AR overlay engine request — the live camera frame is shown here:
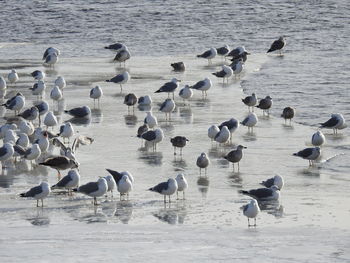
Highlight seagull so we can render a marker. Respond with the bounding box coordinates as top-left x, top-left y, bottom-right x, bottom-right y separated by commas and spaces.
260, 175, 284, 190
311, 131, 326, 146
117, 174, 133, 200
106, 71, 130, 92
0, 143, 14, 169
137, 124, 149, 140
240, 113, 258, 132
281, 107, 295, 124
16, 133, 30, 148
212, 65, 233, 83
43, 47, 60, 60
155, 78, 180, 99
293, 147, 321, 166
18, 106, 39, 122
31, 70, 46, 80
29, 80, 46, 98
144, 112, 158, 128
8, 69, 19, 84
0, 76, 7, 90
149, 178, 178, 203
58, 122, 74, 143
214, 126, 230, 144
124, 93, 138, 112
267, 37, 286, 55
196, 152, 210, 175
113, 46, 131, 65
179, 85, 193, 103
52, 169, 80, 195
320, 113, 346, 134
189, 77, 212, 97
197, 47, 217, 64
64, 106, 91, 118
230, 59, 244, 78
175, 173, 188, 199
3, 130, 17, 144
227, 46, 247, 59
239, 185, 280, 201
104, 42, 125, 50
20, 182, 51, 207
256, 96, 273, 116
23, 143, 41, 162
141, 128, 164, 151
54, 76, 66, 91
34, 131, 50, 153
216, 44, 230, 57
243, 199, 260, 227
208, 125, 220, 141
34, 100, 49, 127
170, 136, 189, 155
0, 123, 17, 139
40, 156, 79, 178
159, 98, 176, 120
106, 169, 135, 185
50, 86, 63, 107
104, 174, 117, 198
44, 52, 58, 67
171, 62, 185, 71
218, 118, 240, 134
44, 111, 58, 130
224, 145, 247, 172
230, 51, 250, 63
242, 93, 257, 112
90, 85, 103, 107
18, 120, 34, 135
138, 95, 152, 106
2, 92, 25, 115
75, 177, 108, 205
